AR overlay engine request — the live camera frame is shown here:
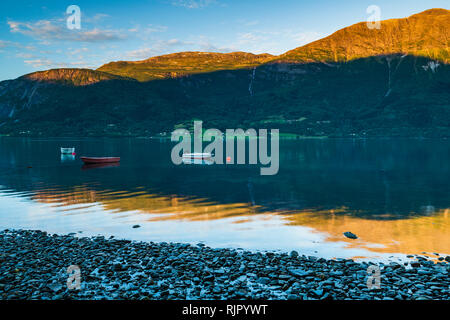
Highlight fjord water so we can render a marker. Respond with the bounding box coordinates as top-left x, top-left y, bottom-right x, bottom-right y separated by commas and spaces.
0, 137, 449, 262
